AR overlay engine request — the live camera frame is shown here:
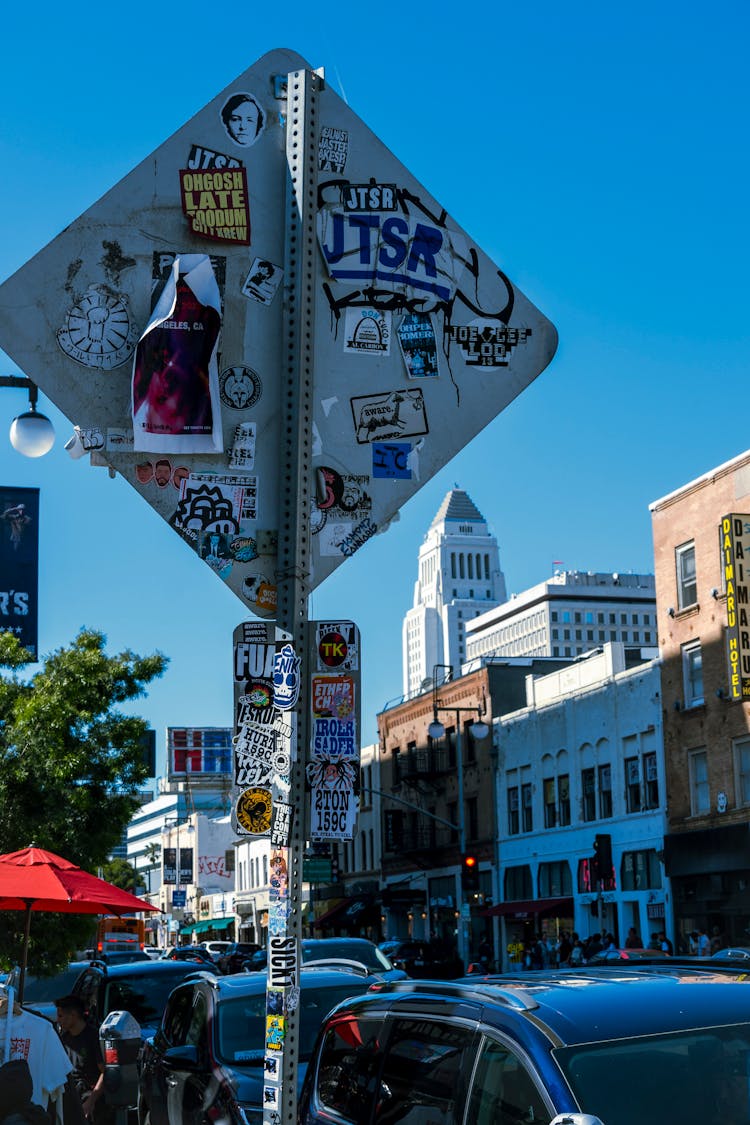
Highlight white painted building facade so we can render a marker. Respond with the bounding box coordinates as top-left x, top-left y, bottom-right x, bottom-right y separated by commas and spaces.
491, 644, 669, 968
